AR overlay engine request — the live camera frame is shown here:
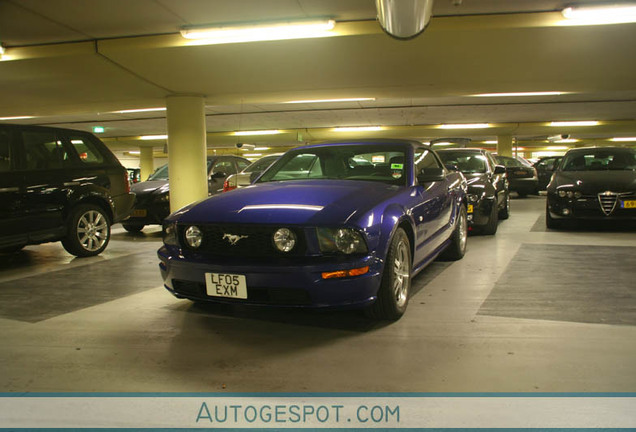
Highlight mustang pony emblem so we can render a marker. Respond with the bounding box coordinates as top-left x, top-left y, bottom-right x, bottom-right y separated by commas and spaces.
223, 233, 248, 245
